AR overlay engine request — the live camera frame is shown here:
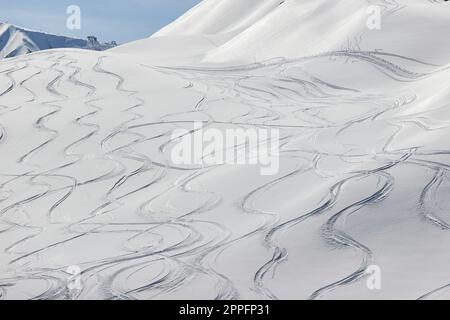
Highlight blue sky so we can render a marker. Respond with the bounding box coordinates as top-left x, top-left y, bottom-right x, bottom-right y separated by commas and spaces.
0, 0, 201, 43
